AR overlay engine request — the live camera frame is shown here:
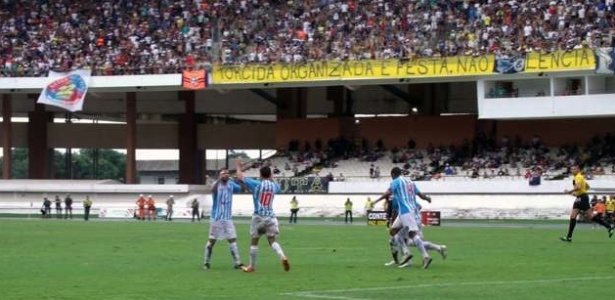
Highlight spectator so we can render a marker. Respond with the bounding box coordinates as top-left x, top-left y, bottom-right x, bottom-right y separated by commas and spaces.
524, 169, 532, 179
2, 0, 615, 78
374, 166, 381, 178
529, 168, 542, 186
338, 173, 346, 182
326, 172, 334, 182
444, 164, 454, 176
